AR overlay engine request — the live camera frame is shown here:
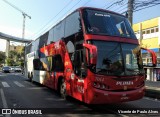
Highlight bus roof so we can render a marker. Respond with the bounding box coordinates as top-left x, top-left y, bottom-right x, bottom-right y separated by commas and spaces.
78, 7, 125, 17
27, 7, 126, 46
